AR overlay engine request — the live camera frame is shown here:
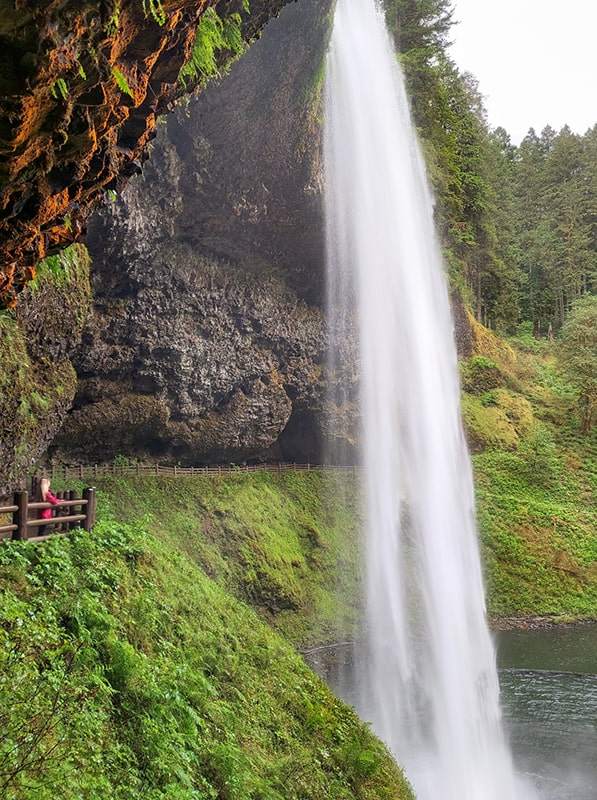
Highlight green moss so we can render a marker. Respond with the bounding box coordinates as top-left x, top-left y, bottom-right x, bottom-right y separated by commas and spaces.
460, 355, 504, 393
461, 389, 533, 452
